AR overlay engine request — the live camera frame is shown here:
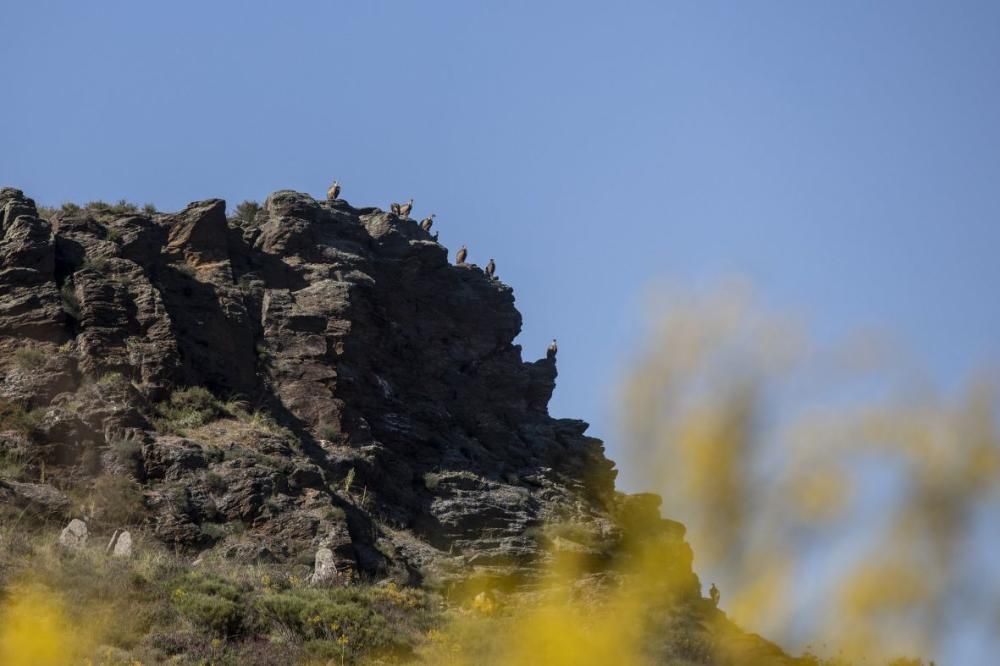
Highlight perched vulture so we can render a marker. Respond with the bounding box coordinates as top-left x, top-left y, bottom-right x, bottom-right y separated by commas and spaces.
399, 198, 414, 218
